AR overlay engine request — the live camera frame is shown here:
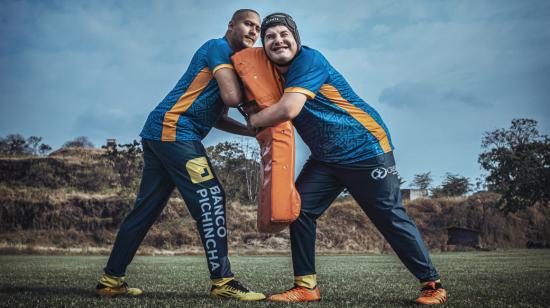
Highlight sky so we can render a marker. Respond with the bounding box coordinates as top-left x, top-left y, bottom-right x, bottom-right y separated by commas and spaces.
1, 0, 549, 187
